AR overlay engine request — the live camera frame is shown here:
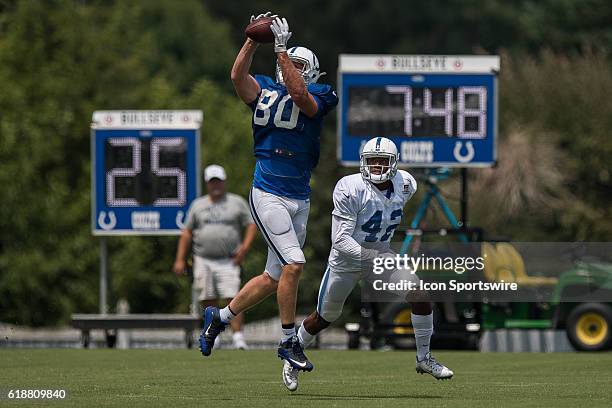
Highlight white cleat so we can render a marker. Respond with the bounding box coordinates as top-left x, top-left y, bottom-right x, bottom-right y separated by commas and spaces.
415, 352, 454, 380
233, 339, 248, 350
232, 332, 248, 350
282, 360, 299, 392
